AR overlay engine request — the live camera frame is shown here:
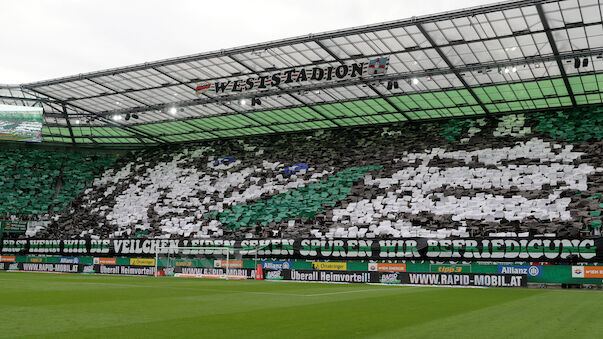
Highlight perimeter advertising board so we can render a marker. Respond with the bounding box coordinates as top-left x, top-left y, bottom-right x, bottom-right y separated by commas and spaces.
571, 266, 603, 278
278, 270, 527, 287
